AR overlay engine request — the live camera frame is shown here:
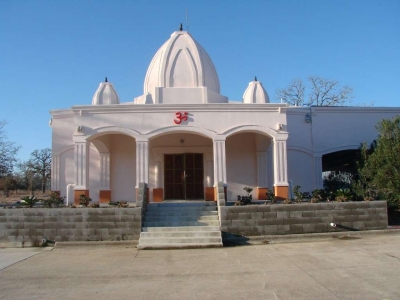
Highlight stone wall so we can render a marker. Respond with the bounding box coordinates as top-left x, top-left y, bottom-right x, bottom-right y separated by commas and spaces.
0, 208, 142, 247
220, 201, 388, 236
